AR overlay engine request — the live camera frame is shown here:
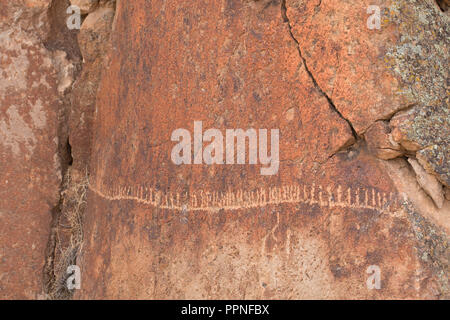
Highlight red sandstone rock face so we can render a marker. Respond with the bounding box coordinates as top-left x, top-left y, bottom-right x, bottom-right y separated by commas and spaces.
0, 1, 62, 299
0, 0, 447, 300
285, 0, 410, 134
69, 3, 115, 170
77, 0, 448, 299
